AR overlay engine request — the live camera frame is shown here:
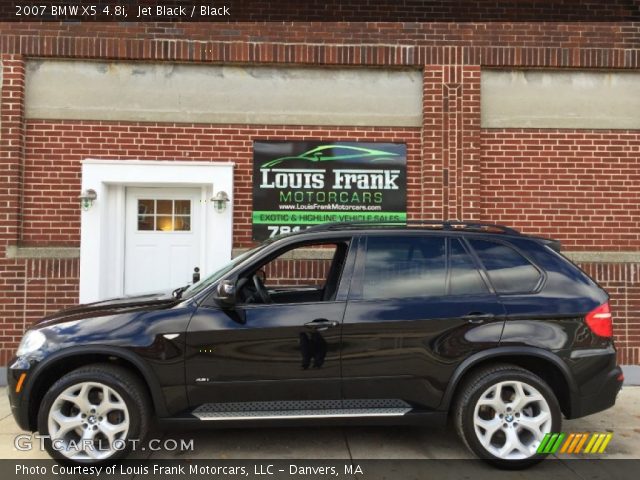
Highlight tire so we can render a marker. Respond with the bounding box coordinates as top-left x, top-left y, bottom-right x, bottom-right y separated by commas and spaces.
37, 363, 151, 465
453, 364, 561, 469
